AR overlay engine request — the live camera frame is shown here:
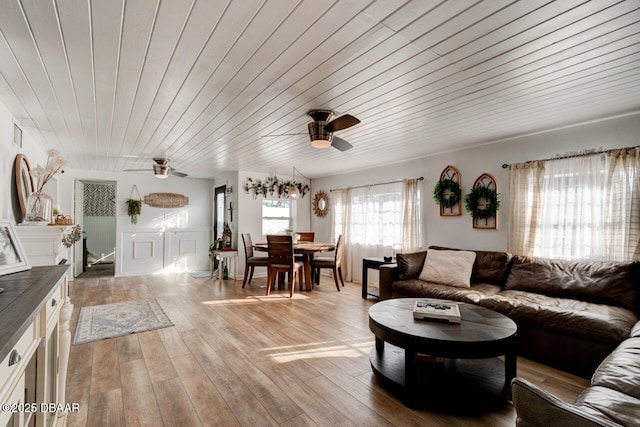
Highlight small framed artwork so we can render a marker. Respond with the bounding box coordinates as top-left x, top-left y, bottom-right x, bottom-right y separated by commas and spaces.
13, 122, 22, 148
0, 221, 31, 276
